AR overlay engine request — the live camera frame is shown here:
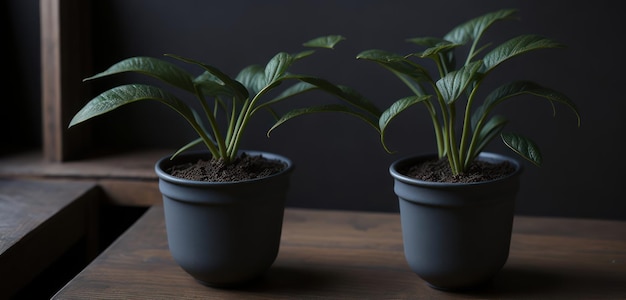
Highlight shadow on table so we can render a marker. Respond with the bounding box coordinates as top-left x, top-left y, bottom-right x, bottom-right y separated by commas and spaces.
455, 265, 626, 298
223, 265, 342, 295
224, 263, 626, 298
